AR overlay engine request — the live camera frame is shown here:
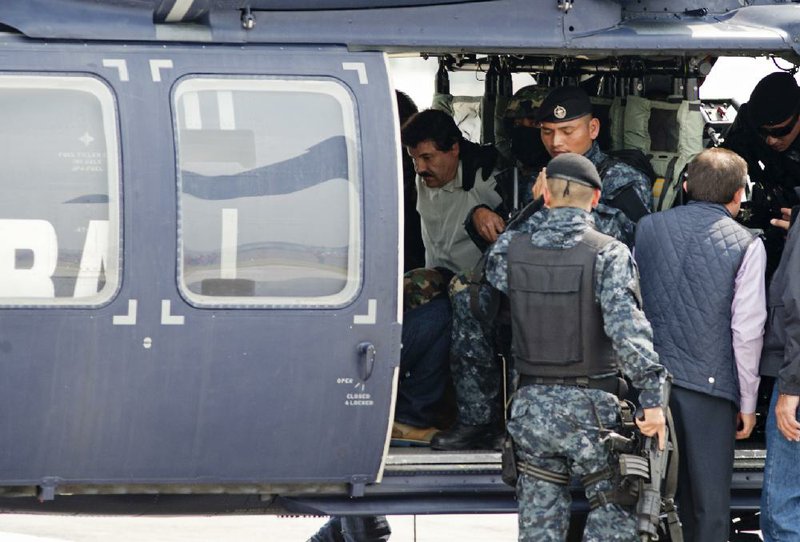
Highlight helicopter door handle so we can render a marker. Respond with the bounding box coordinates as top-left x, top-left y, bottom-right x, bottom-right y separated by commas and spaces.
357, 342, 376, 381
